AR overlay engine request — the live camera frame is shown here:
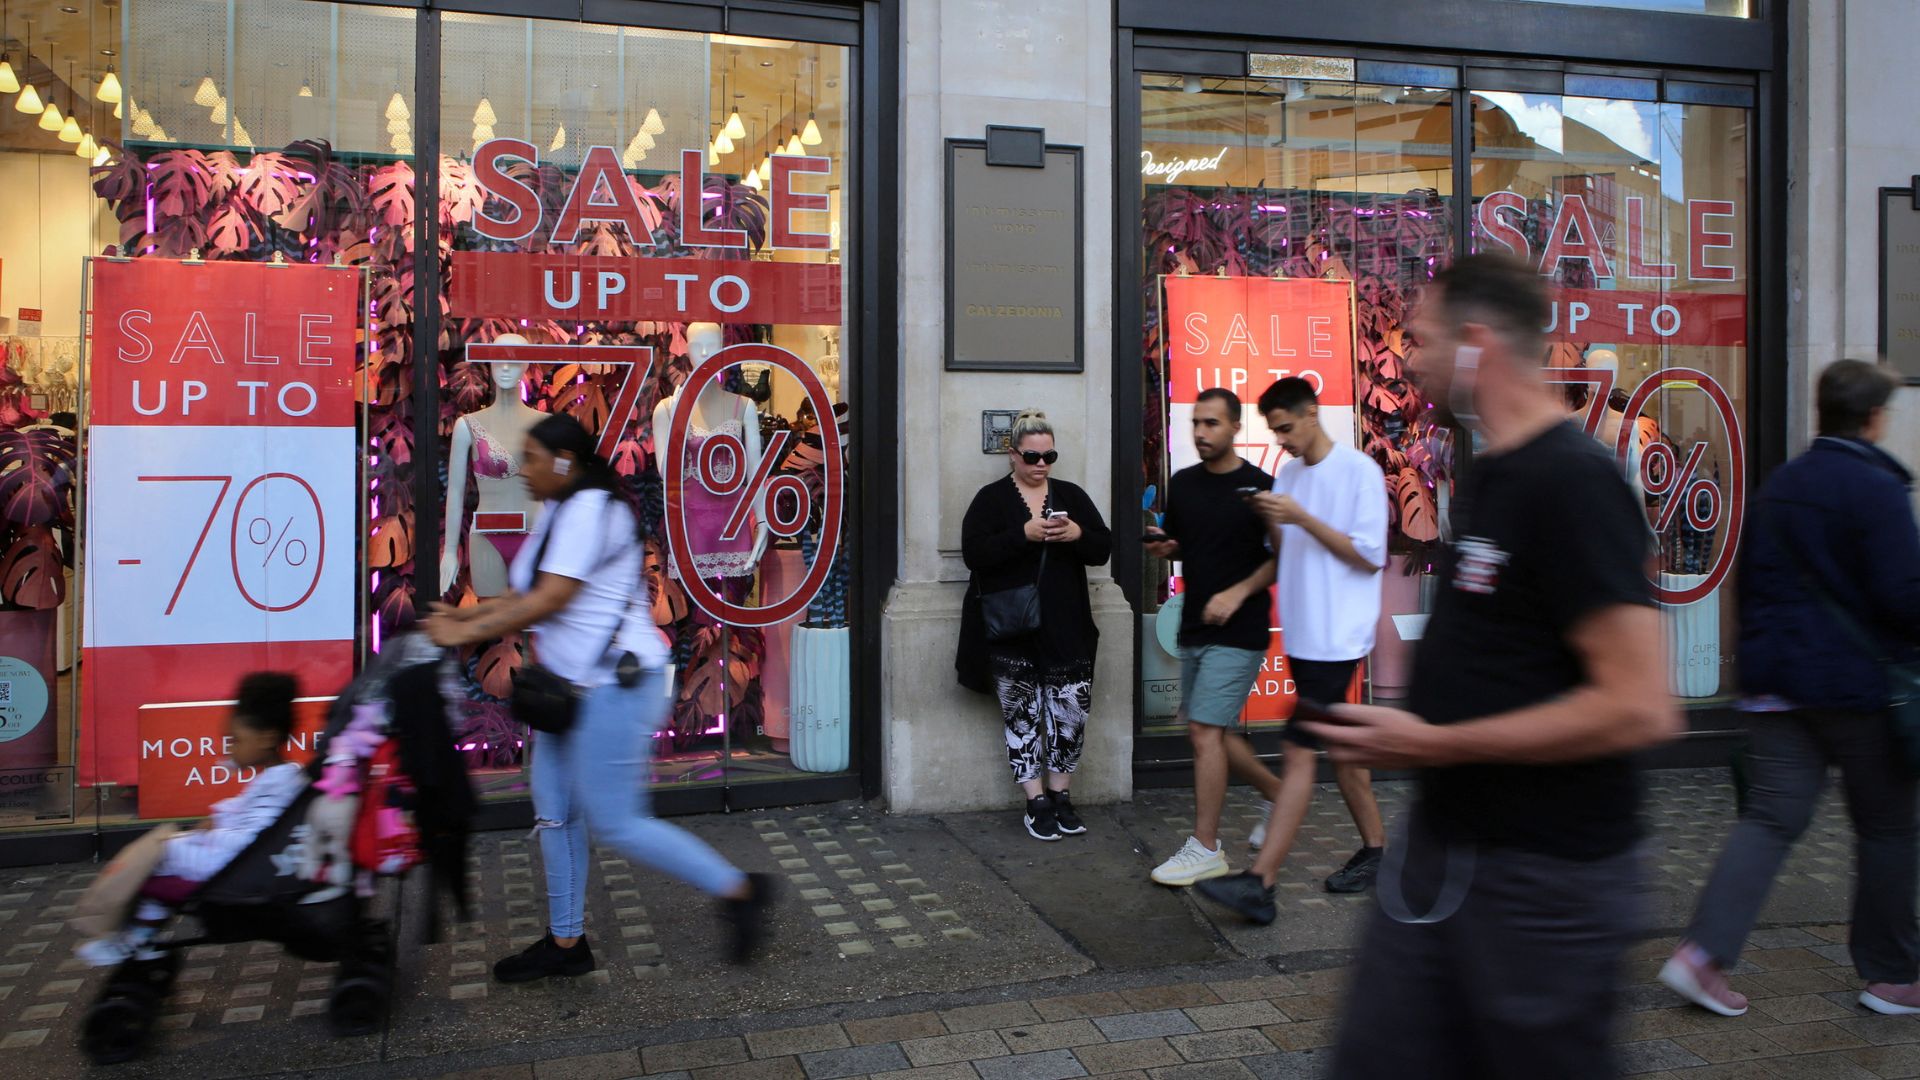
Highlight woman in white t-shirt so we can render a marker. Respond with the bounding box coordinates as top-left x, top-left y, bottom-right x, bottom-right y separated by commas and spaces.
425, 413, 773, 983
